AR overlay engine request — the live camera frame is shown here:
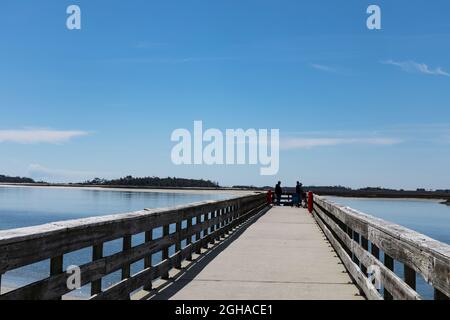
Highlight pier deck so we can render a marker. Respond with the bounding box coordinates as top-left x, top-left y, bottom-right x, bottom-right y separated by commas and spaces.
145, 206, 364, 300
